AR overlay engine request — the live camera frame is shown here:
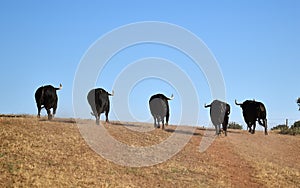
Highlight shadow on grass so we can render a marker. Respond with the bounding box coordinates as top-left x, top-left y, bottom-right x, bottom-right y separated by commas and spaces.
110, 121, 140, 127
39, 118, 76, 124
197, 127, 244, 135
164, 128, 203, 136
226, 130, 244, 134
